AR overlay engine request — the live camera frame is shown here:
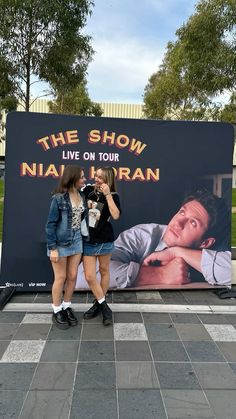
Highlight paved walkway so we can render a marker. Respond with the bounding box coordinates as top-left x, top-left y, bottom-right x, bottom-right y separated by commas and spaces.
1, 290, 236, 419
